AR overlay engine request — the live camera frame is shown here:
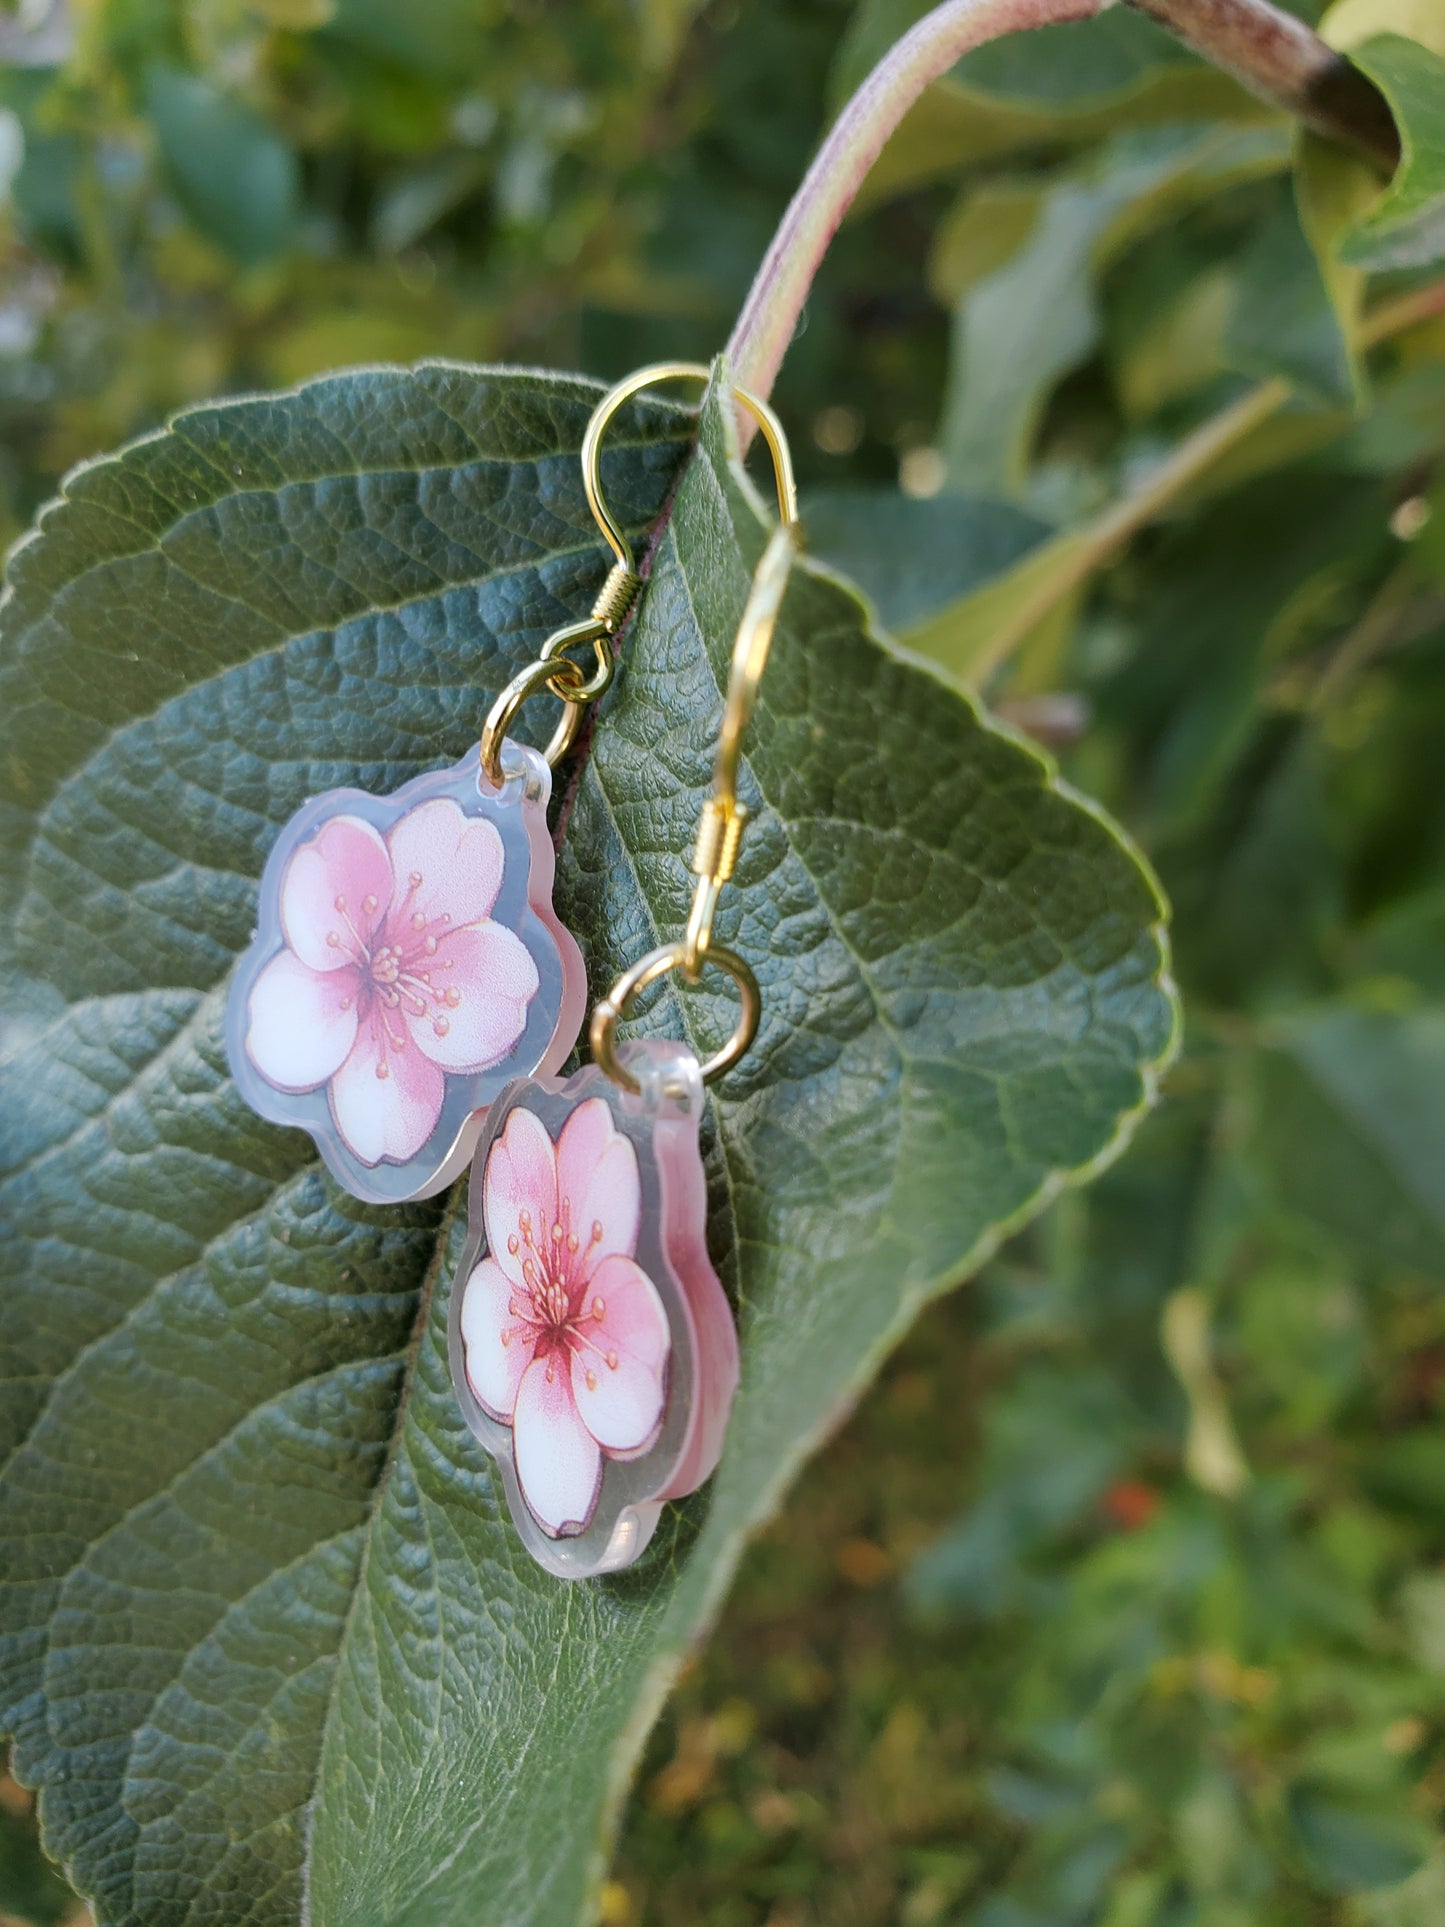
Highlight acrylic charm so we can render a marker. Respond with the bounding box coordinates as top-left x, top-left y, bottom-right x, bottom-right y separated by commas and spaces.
227, 742, 586, 1204
444, 367, 799, 1579
449, 1041, 738, 1579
